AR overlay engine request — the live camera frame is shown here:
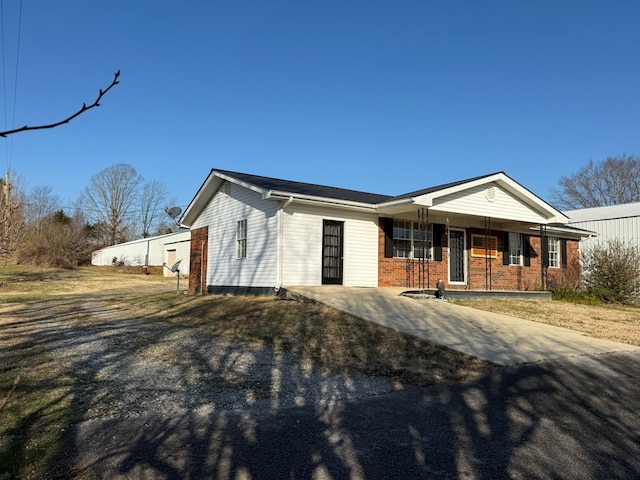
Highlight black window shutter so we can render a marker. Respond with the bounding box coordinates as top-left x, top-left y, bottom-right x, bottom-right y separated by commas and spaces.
561, 239, 568, 266
523, 235, 531, 267
433, 224, 444, 262
502, 232, 510, 265
382, 217, 394, 258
